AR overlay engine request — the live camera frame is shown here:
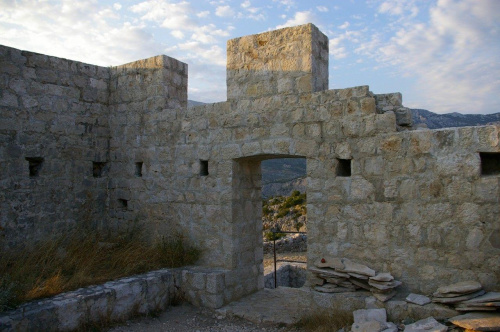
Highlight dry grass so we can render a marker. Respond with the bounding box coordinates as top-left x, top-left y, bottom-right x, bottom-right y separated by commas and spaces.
293, 307, 353, 332
0, 229, 200, 312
